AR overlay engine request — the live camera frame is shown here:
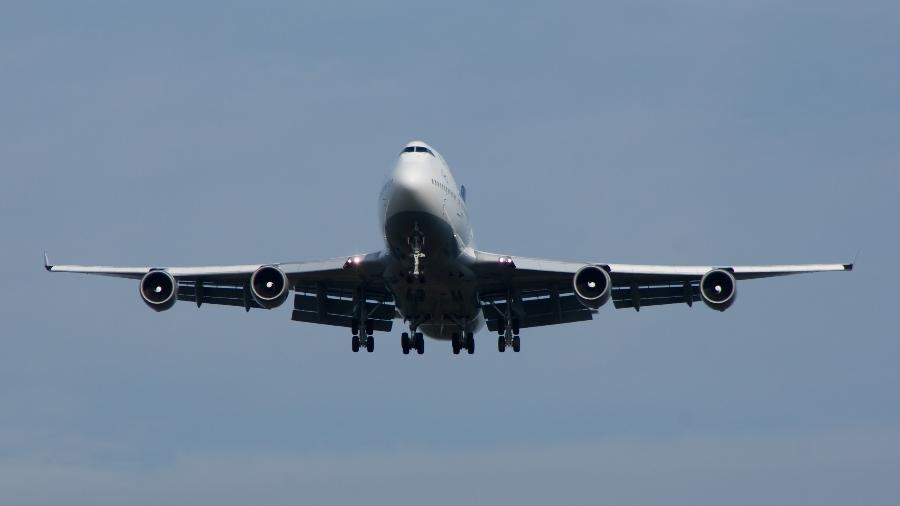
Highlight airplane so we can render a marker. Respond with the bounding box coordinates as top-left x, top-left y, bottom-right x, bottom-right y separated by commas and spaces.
45, 140, 853, 355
